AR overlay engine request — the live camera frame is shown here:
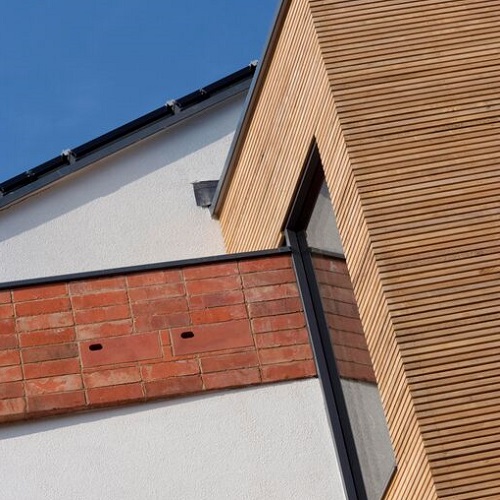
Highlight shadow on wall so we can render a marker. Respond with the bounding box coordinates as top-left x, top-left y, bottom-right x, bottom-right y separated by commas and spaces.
0, 96, 241, 242
0, 390, 219, 441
